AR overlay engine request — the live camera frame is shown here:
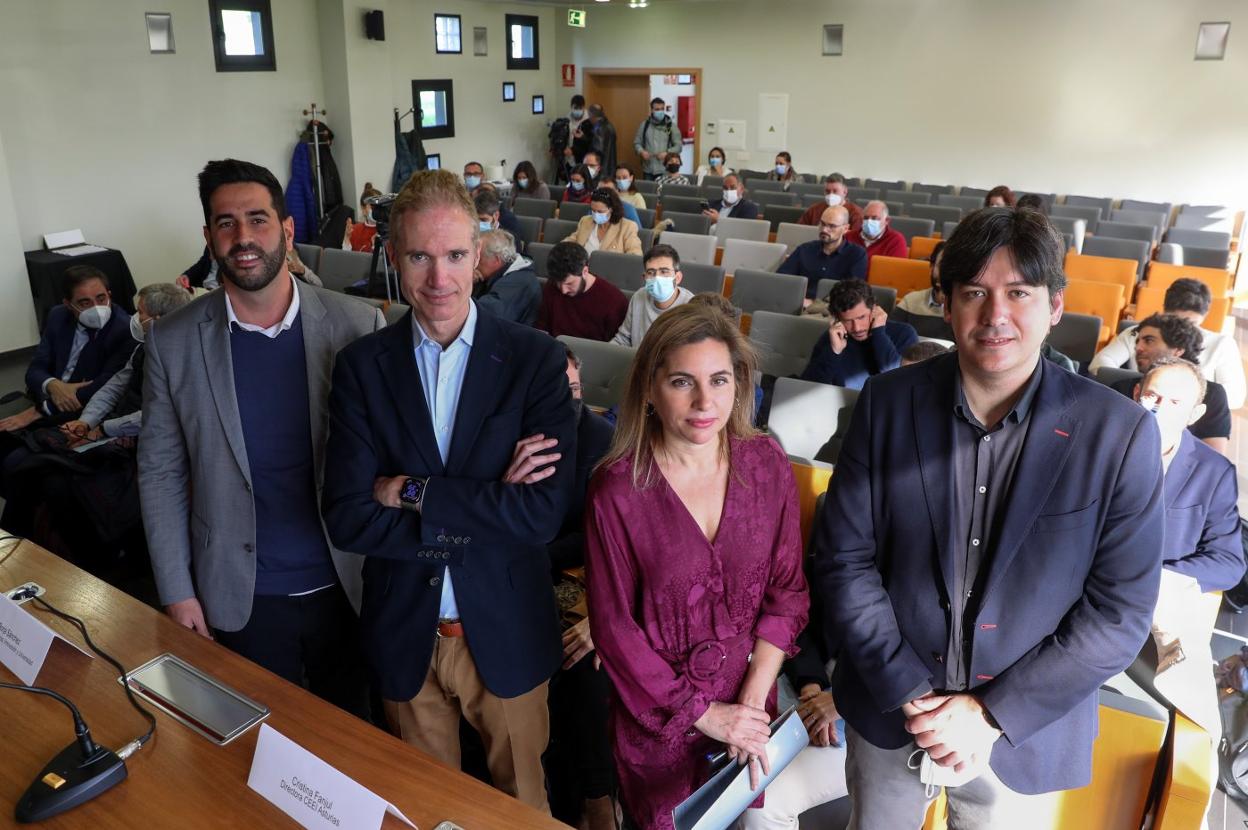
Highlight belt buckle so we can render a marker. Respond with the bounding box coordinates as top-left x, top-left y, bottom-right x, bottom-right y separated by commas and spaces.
686, 640, 729, 682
